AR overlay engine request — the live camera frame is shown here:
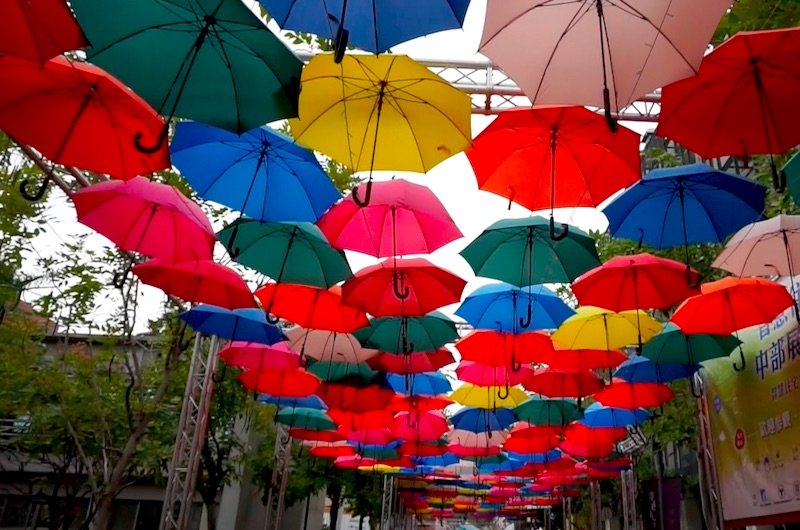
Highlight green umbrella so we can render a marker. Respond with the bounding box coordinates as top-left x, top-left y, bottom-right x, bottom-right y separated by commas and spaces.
217, 220, 352, 288
513, 396, 582, 426
358, 446, 399, 460
459, 217, 600, 287
307, 360, 377, 382
354, 312, 458, 354
785, 151, 800, 205
275, 407, 335, 431
642, 323, 741, 365
72, 0, 302, 149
